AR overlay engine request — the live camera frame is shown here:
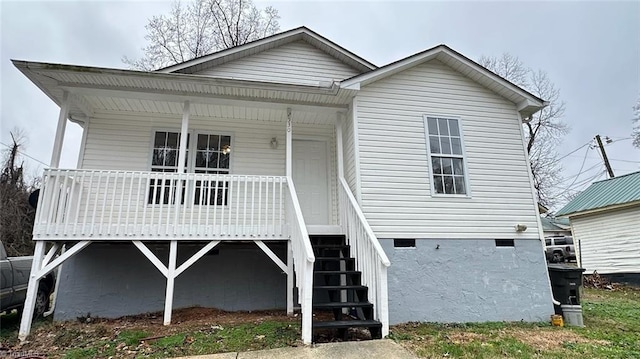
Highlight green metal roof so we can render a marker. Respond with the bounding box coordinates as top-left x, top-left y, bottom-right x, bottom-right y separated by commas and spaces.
540, 216, 571, 231
556, 170, 640, 216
